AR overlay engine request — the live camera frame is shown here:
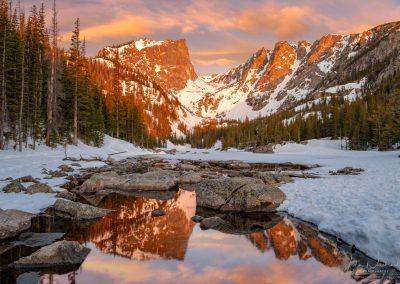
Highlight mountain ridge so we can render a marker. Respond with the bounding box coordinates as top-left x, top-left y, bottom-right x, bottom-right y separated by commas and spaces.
94, 21, 400, 136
